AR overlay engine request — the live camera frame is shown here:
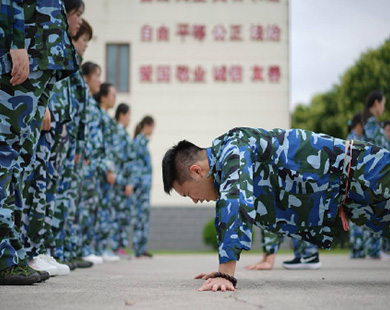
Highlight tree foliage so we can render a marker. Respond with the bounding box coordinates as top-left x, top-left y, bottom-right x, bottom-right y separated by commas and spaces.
292, 38, 390, 138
